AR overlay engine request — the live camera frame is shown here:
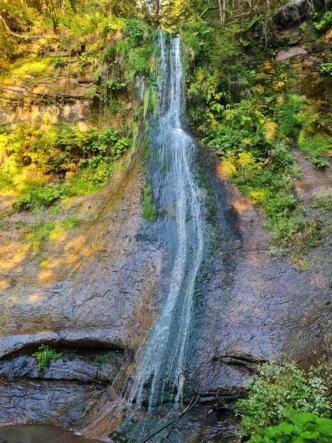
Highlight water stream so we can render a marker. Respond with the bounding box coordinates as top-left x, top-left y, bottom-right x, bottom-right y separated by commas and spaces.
128, 32, 204, 411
